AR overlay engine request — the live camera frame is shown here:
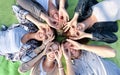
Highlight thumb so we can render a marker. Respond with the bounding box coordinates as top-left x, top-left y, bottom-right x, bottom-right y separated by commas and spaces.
53, 13, 59, 20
